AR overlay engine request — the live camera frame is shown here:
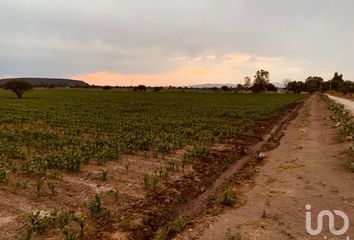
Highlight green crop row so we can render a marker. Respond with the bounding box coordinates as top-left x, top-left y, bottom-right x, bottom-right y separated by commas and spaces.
0, 89, 307, 181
